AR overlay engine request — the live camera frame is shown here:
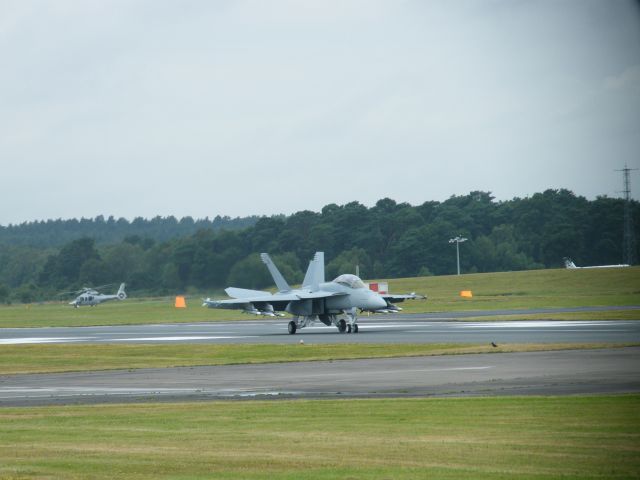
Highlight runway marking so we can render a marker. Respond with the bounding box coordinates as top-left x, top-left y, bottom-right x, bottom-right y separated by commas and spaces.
0, 387, 198, 393
301, 366, 492, 378
0, 337, 87, 345
454, 321, 625, 328
389, 366, 493, 373
106, 335, 259, 342
85, 330, 239, 336
0, 386, 301, 400
405, 329, 629, 333
0, 387, 206, 399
